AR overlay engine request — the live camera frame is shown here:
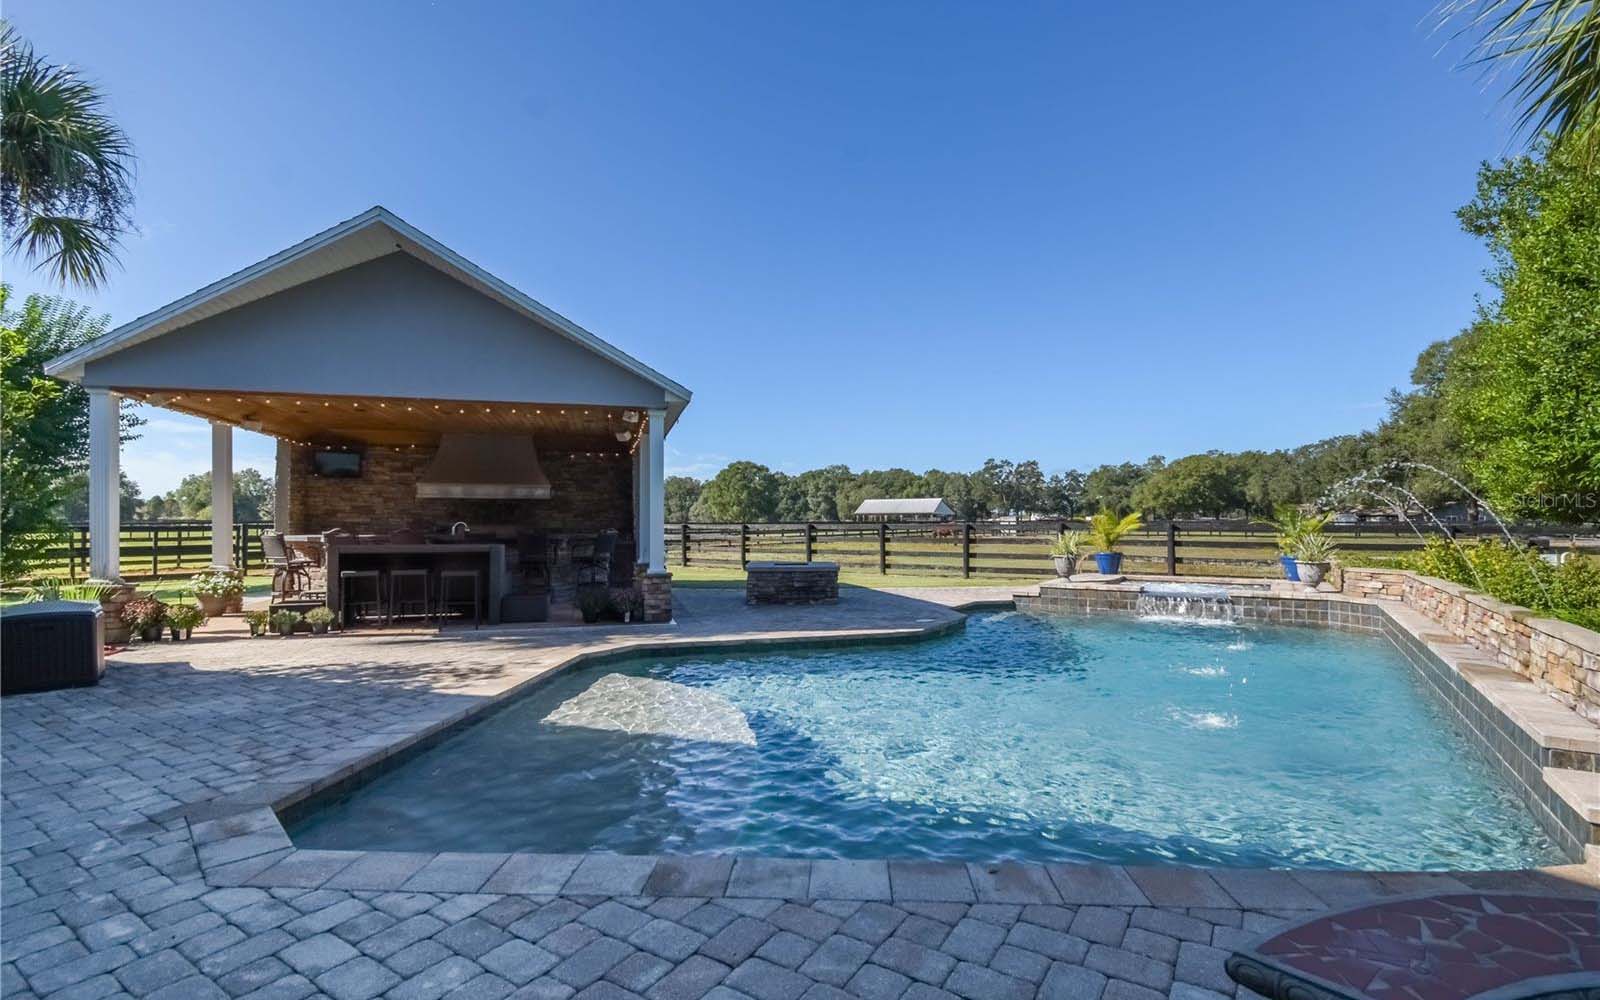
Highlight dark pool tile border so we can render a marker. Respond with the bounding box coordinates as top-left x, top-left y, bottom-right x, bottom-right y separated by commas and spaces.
1017, 589, 1599, 862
